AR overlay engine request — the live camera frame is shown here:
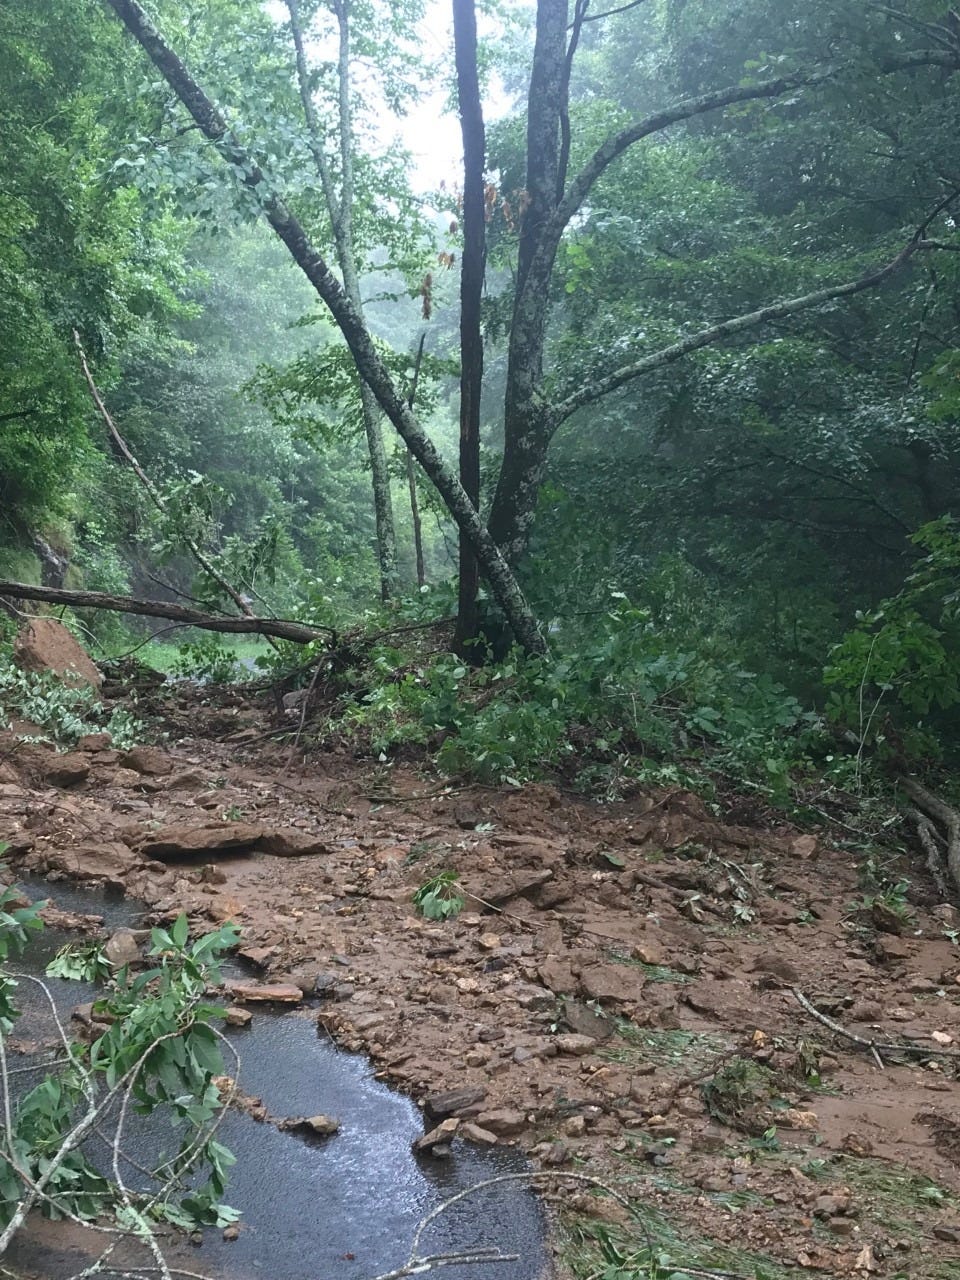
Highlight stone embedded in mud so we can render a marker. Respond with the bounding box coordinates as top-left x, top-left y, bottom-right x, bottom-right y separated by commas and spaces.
555, 1033, 597, 1056
752, 952, 802, 986
225, 980, 303, 1004
476, 1108, 526, 1136
561, 998, 615, 1041
41, 840, 140, 887
468, 867, 554, 908
120, 746, 173, 776
538, 958, 578, 995
259, 828, 334, 857
44, 753, 91, 788
423, 1085, 487, 1121
139, 821, 263, 859
580, 962, 645, 1005
13, 617, 102, 690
